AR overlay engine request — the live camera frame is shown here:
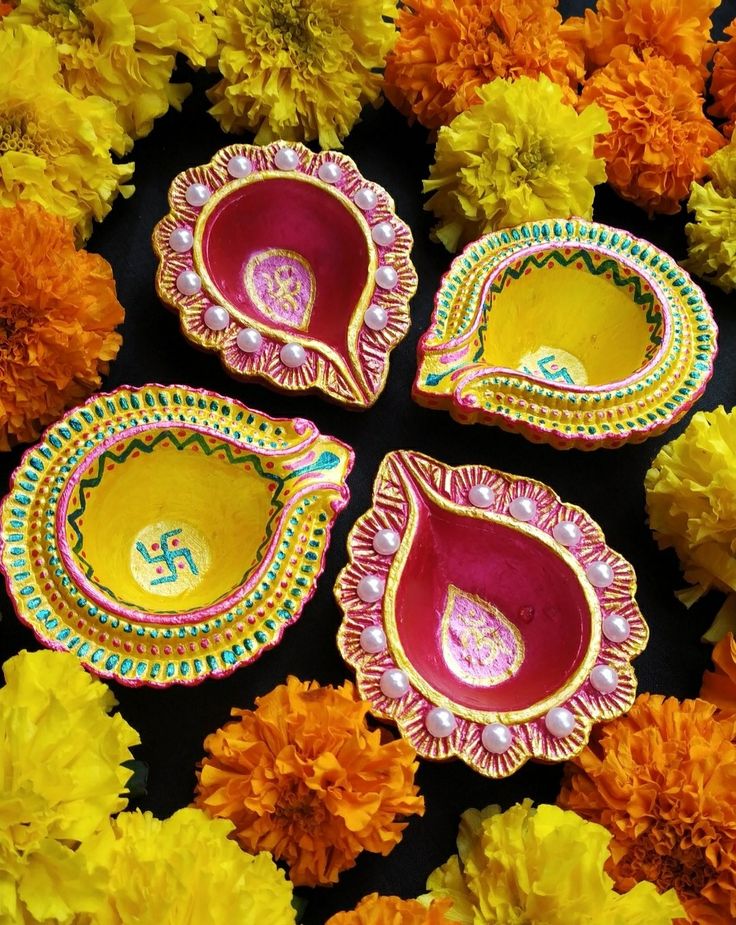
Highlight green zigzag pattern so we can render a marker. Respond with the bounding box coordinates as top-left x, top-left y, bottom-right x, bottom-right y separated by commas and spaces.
472, 248, 663, 363
67, 430, 284, 607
